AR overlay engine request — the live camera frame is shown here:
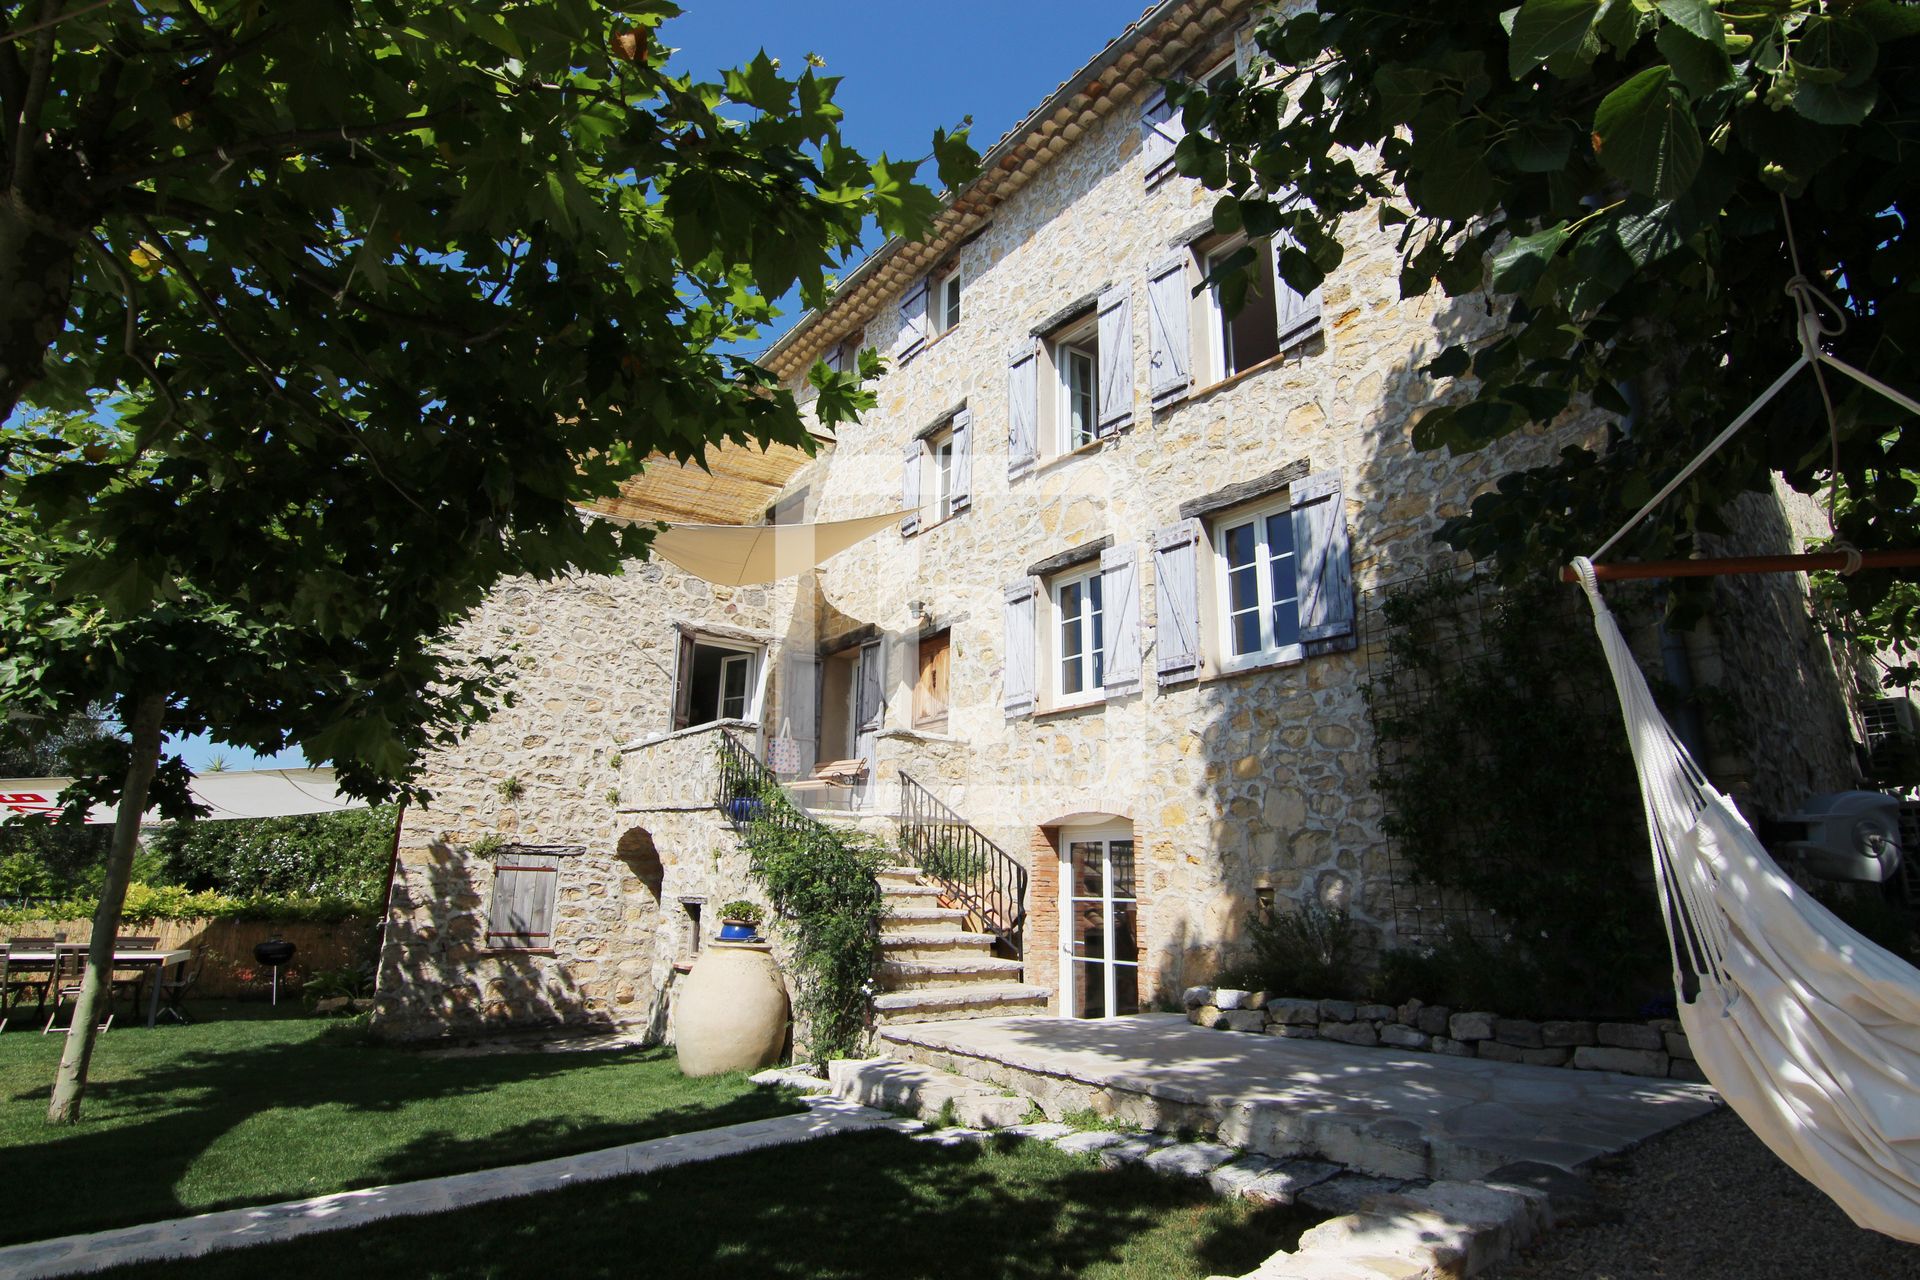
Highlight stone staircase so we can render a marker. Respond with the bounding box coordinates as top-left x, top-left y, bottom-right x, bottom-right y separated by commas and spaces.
873, 863, 1049, 1024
